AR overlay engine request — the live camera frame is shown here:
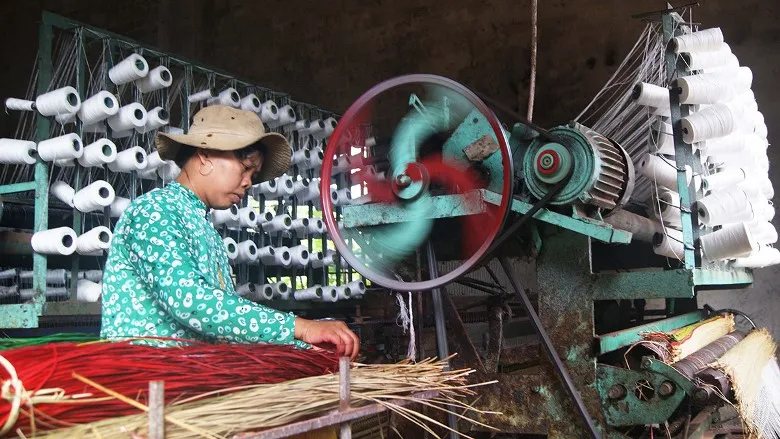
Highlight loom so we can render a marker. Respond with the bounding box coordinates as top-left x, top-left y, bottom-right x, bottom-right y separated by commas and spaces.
0, 5, 776, 439
312, 6, 776, 439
